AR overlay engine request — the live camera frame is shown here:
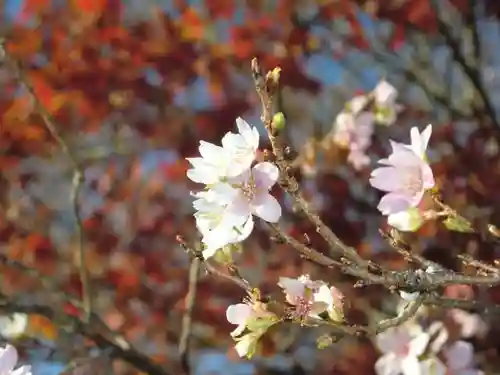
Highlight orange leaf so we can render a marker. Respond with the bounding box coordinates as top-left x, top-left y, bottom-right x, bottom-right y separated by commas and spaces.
29, 74, 54, 110
28, 315, 58, 340
71, 0, 107, 14
21, 0, 50, 16
180, 7, 205, 41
